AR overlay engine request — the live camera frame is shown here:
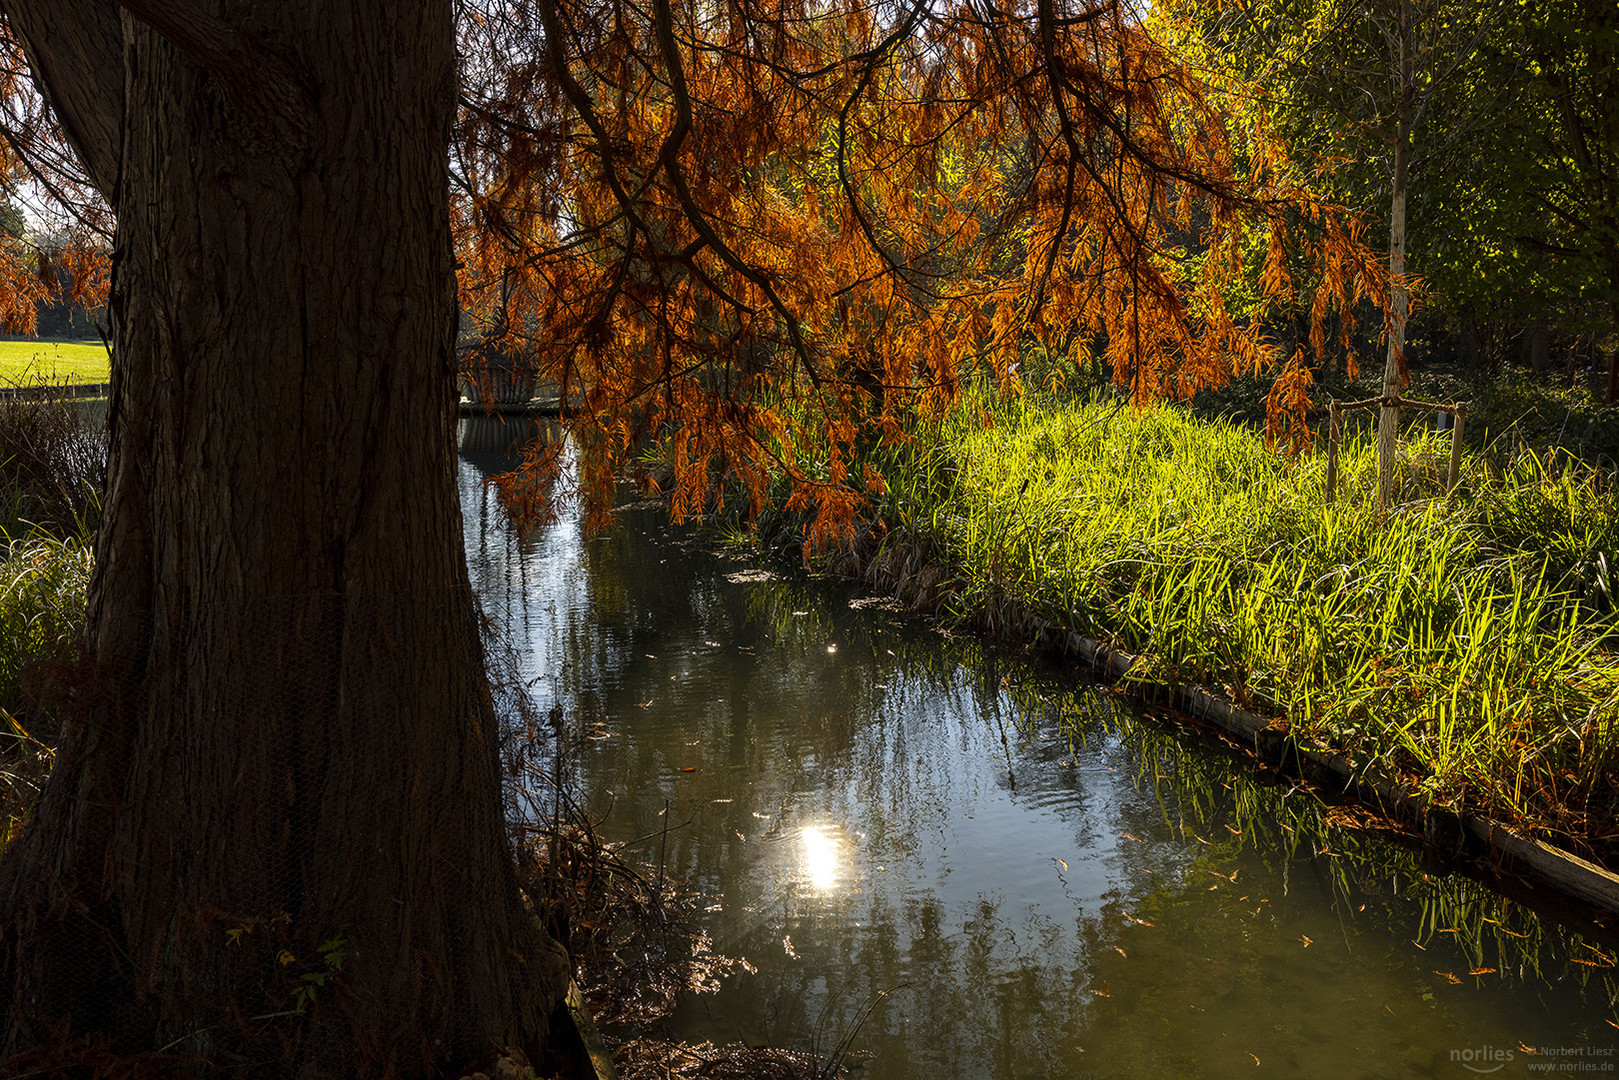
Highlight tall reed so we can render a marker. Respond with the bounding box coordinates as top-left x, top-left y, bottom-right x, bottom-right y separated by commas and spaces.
864, 388, 1619, 847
